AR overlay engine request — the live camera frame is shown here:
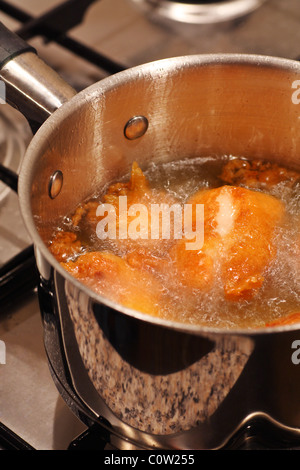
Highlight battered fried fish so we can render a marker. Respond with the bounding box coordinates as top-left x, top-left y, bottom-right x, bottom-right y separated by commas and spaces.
61, 251, 164, 316
170, 185, 285, 301
48, 231, 82, 262
220, 158, 300, 189
71, 161, 177, 256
